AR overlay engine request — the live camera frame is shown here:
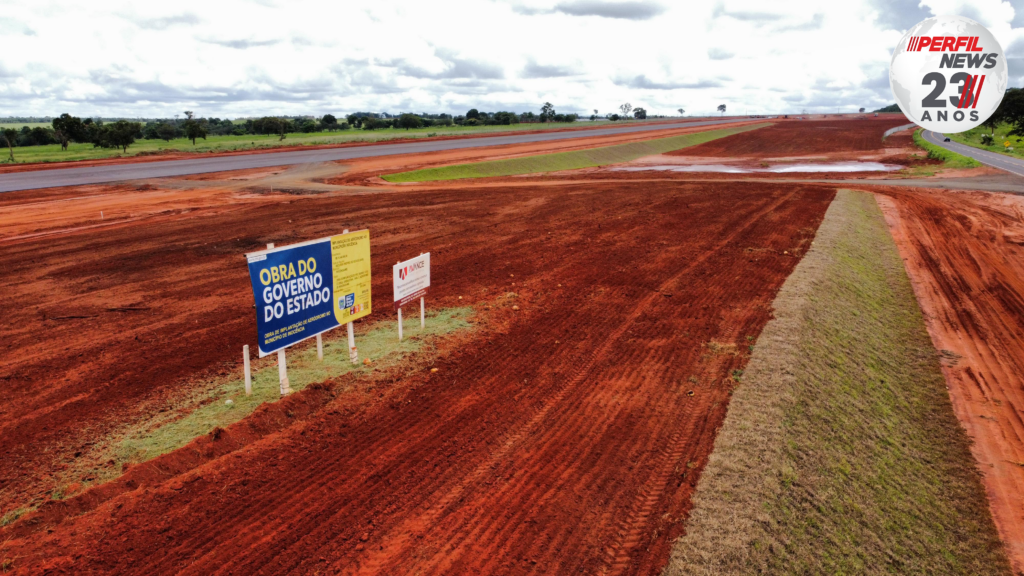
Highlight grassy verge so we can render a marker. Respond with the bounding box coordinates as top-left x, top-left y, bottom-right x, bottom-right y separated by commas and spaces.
949, 121, 1024, 159
57, 307, 474, 494
0, 121, 616, 165
382, 123, 769, 182
665, 189, 1010, 575
913, 128, 980, 168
